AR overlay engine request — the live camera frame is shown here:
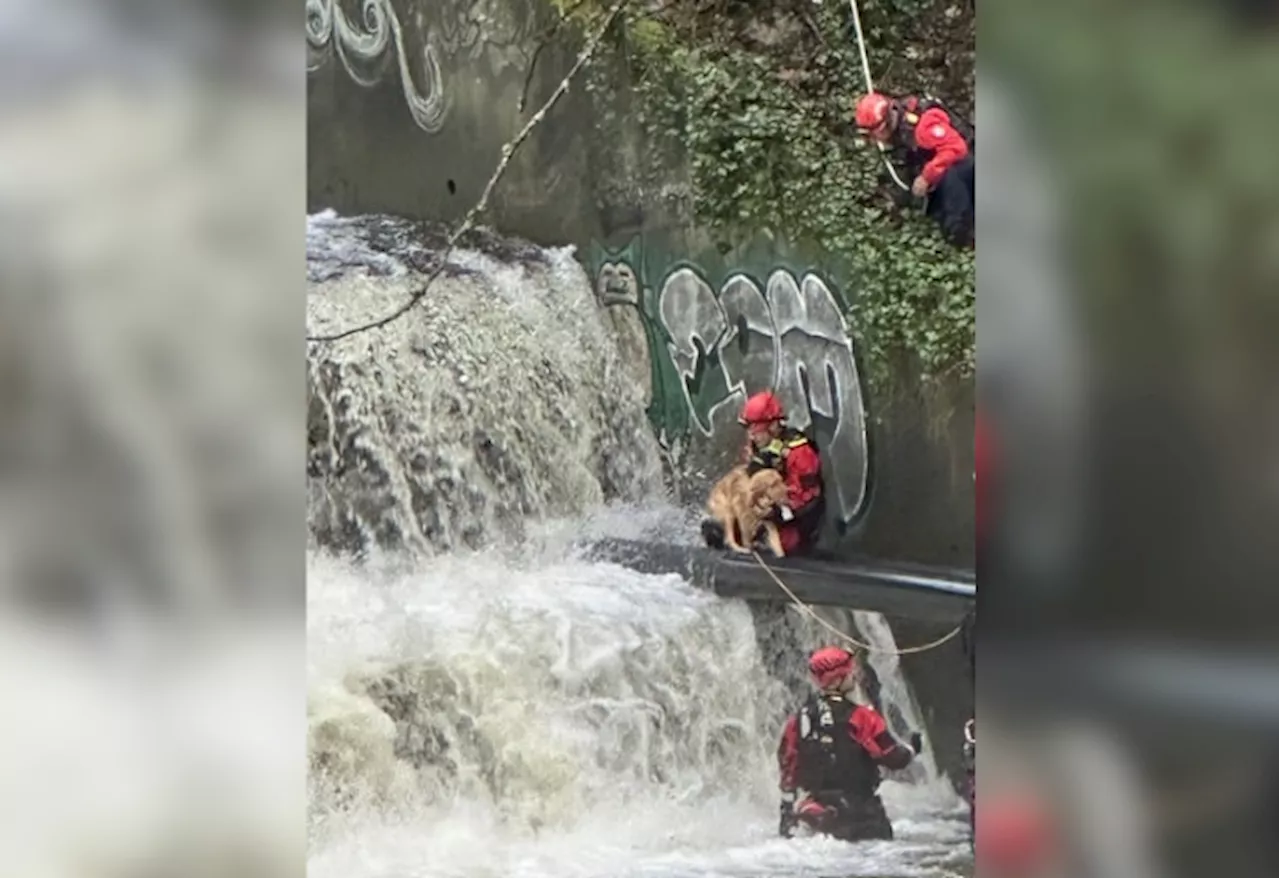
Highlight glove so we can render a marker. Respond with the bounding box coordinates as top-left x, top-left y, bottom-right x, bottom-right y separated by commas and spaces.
909, 732, 923, 755
760, 503, 794, 524
887, 174, 915, 207
778, 793, 797, 838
